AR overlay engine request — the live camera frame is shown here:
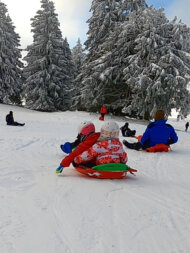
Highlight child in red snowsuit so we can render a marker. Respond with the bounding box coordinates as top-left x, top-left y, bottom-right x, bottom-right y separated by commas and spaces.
74, 121, 127, 167
56, 121, 100, 173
